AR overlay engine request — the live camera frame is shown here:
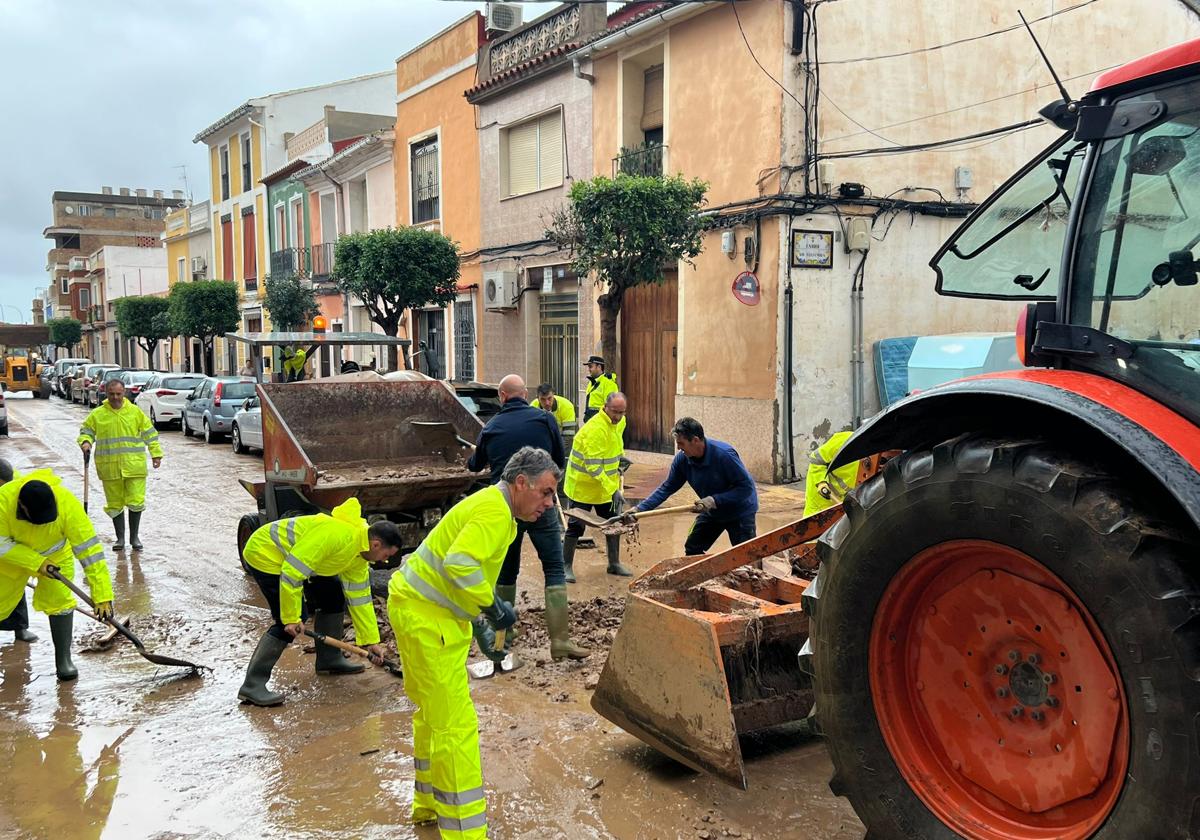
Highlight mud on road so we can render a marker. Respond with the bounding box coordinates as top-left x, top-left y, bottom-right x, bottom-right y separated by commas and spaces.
0, 395, 864, 839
